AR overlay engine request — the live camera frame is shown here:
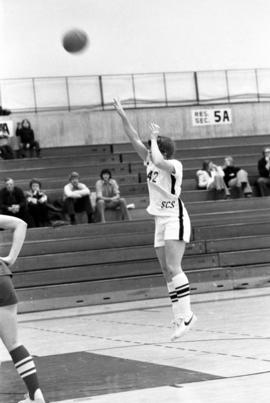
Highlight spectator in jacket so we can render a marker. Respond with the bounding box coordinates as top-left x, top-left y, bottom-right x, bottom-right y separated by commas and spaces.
223, 156, 252, 198
256, 147, 270, 196
95, 168, 131, 223
196, 160, 229, 197
16, 119, 41, 158
25, 179, 50, 227
0, 178, 33, 225
63, 171, 93, 225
